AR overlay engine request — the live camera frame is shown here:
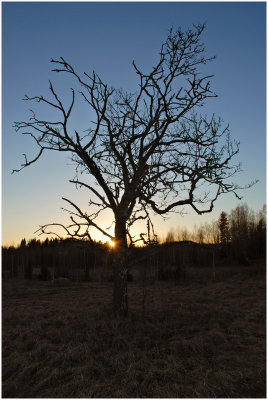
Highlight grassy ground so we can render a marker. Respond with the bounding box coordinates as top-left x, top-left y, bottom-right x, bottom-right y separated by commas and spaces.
2, 262, 266, 398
